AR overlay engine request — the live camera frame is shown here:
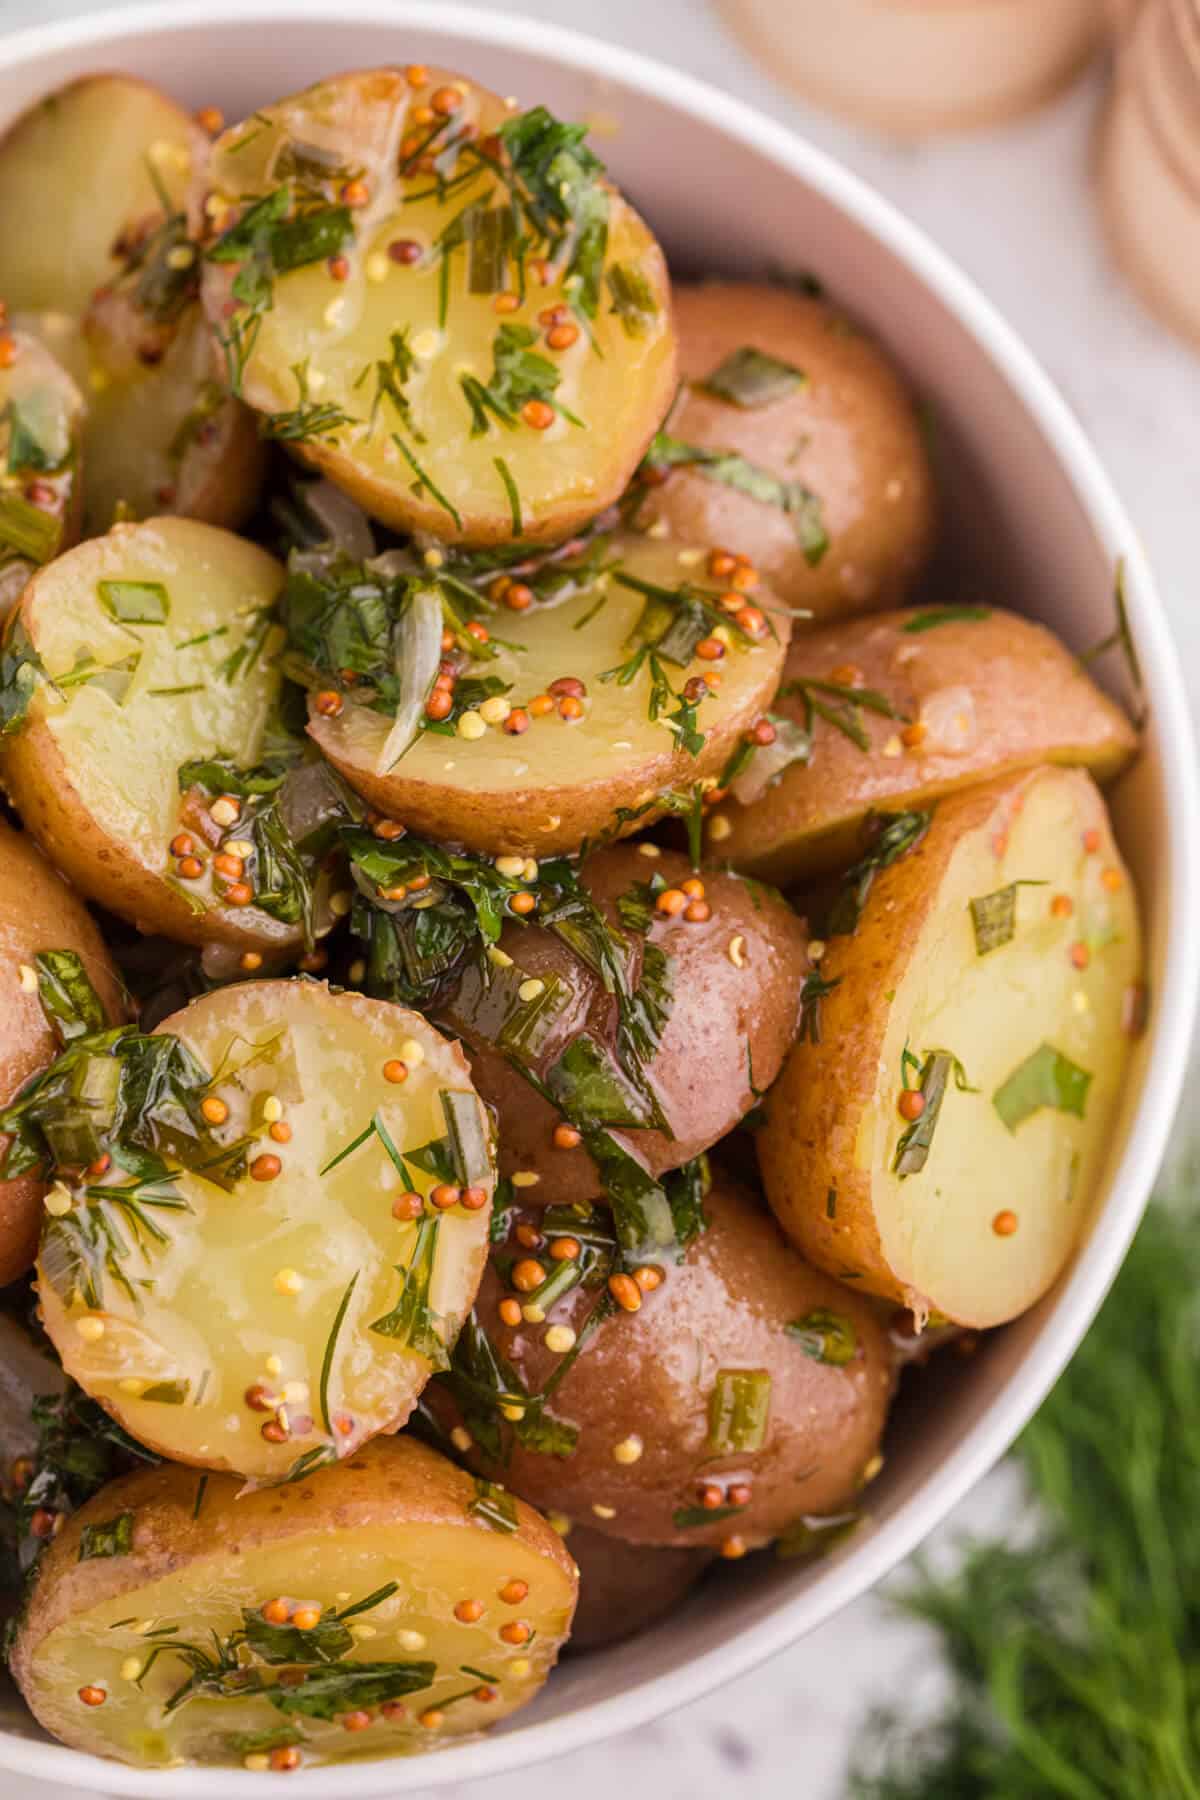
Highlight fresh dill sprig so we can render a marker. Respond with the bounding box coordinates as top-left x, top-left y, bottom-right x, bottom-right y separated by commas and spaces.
850, 1190, 1200, 1800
